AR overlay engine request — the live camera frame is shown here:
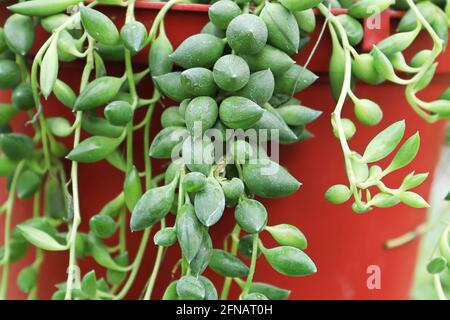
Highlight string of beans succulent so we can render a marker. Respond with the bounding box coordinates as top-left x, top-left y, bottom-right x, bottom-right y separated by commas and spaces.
0, 0, 449, 300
